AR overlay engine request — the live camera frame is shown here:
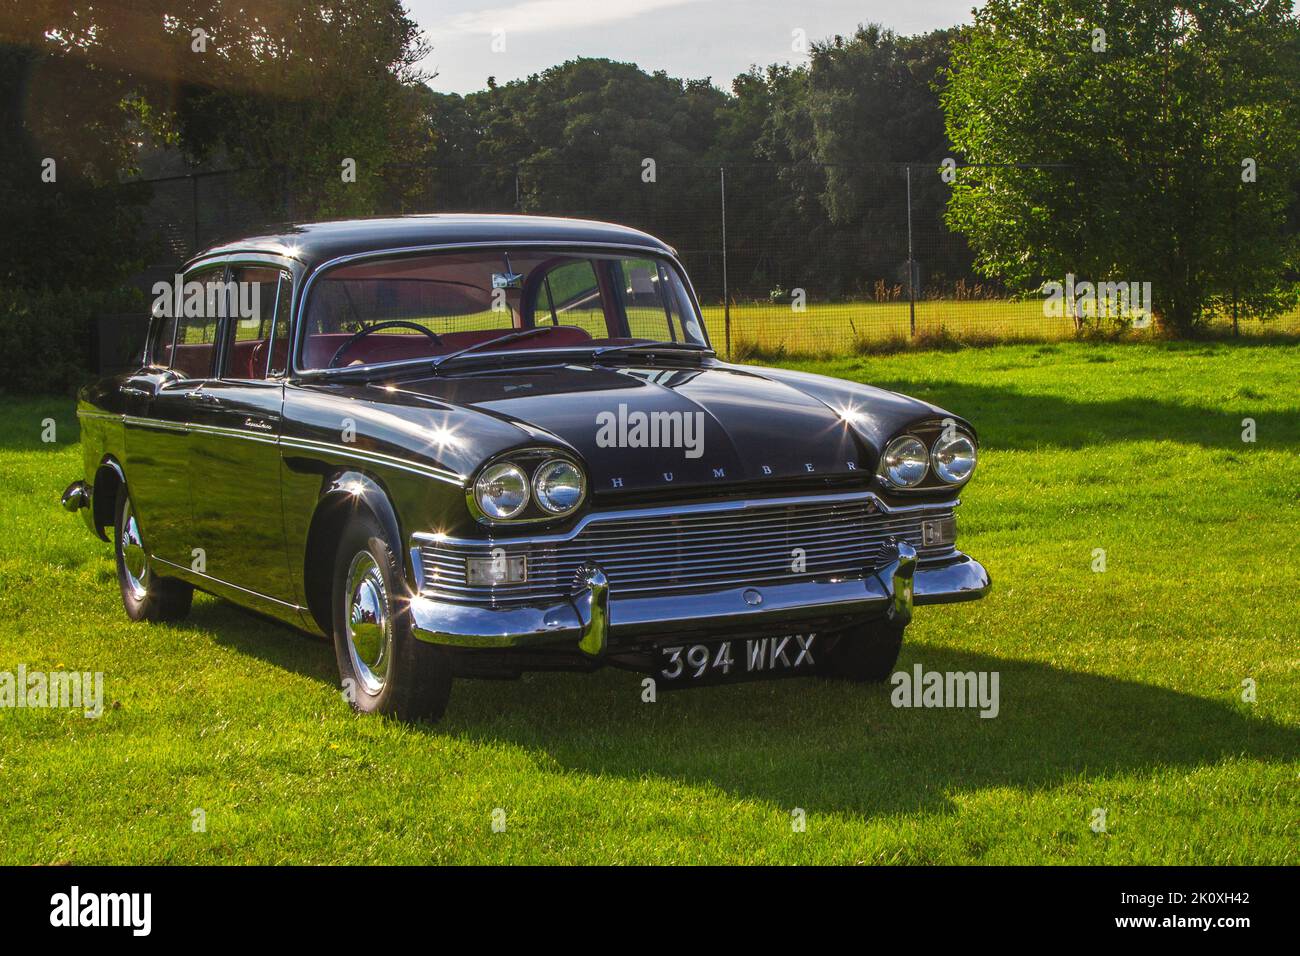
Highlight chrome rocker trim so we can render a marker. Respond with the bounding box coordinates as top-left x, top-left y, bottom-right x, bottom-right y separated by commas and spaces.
407, 542, 990, 652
